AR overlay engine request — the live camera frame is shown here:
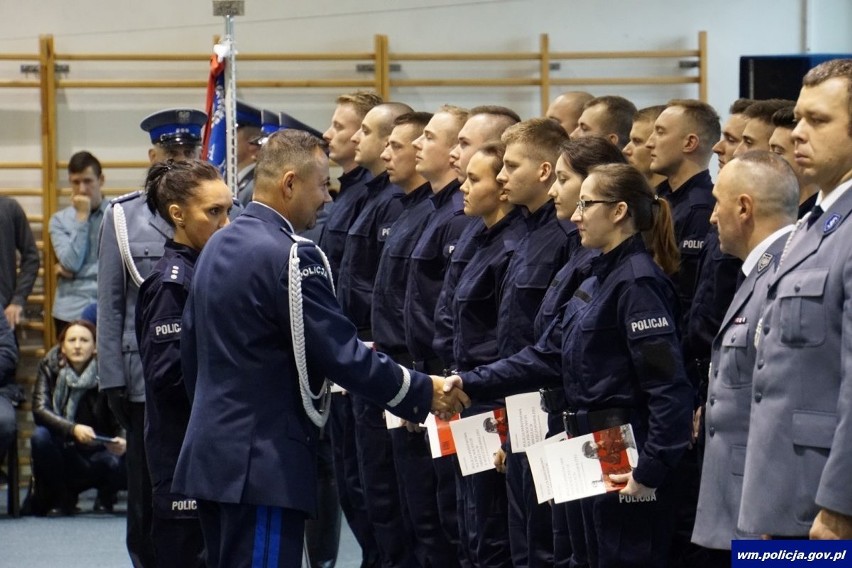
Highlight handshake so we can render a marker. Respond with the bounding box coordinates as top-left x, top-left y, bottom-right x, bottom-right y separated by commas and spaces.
429, 375, 468, 420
